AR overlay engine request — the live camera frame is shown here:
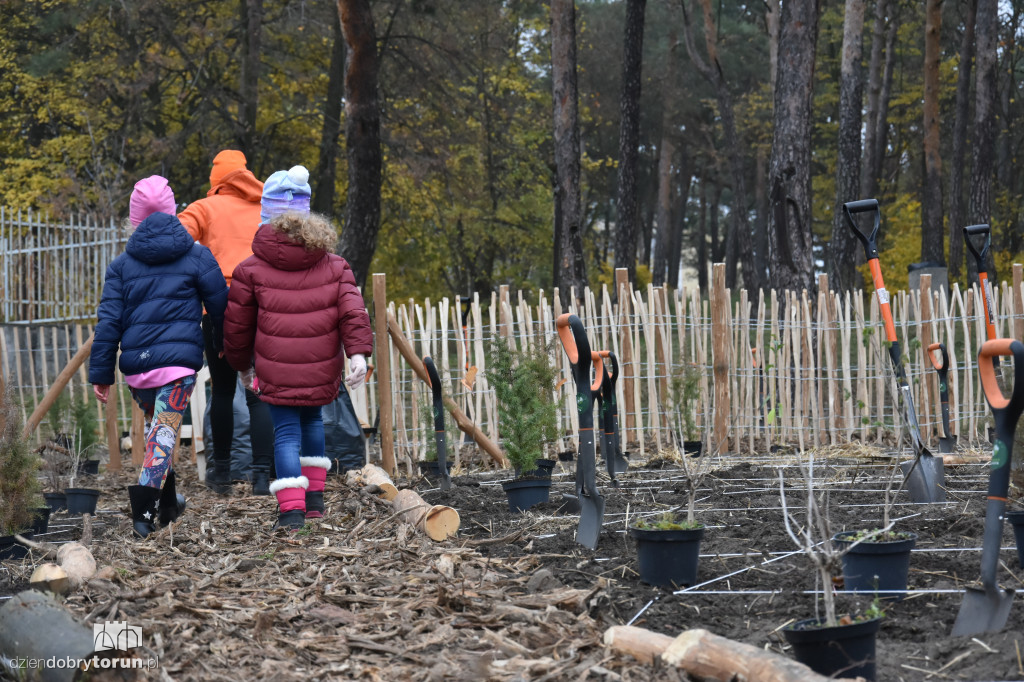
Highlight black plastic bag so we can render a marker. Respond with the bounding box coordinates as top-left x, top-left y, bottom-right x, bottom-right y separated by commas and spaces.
323, 386, 366, 474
